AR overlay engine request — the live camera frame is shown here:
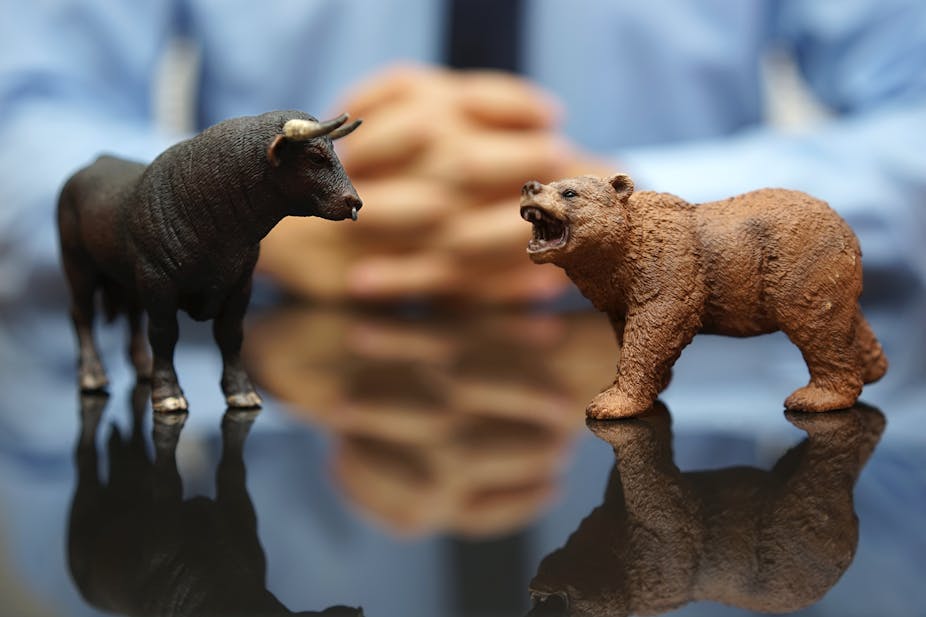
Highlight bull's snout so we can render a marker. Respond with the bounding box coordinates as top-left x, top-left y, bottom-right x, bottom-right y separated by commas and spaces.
342, 193, 362, 221
522, 180, 544, 197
